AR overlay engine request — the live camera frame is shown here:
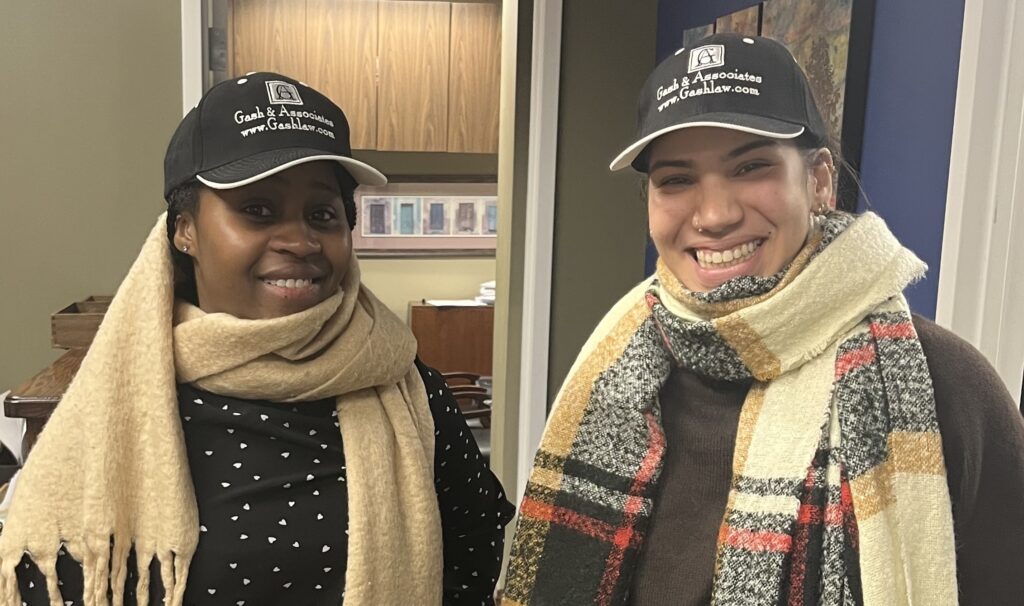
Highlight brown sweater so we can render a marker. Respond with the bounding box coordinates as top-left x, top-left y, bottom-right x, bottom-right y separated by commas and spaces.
628, 316, 1024, 606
